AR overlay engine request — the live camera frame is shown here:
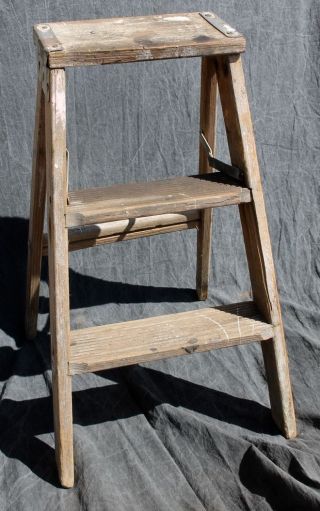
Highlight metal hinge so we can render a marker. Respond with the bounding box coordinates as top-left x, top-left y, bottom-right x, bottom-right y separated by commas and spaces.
200, 131, 244, 182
